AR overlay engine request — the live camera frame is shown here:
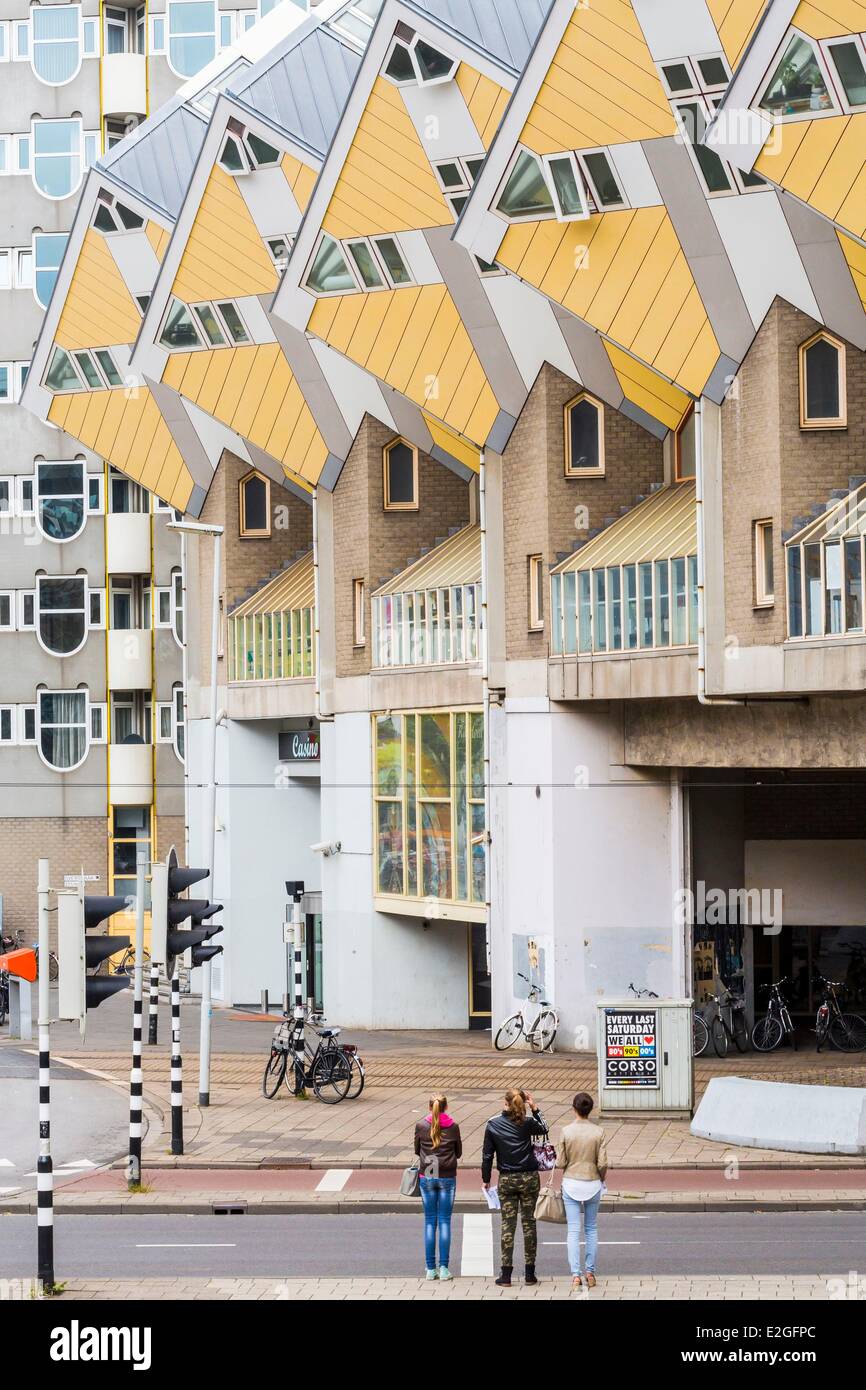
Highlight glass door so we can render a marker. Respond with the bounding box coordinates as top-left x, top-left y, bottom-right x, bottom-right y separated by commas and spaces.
468, 923, 491, 1029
